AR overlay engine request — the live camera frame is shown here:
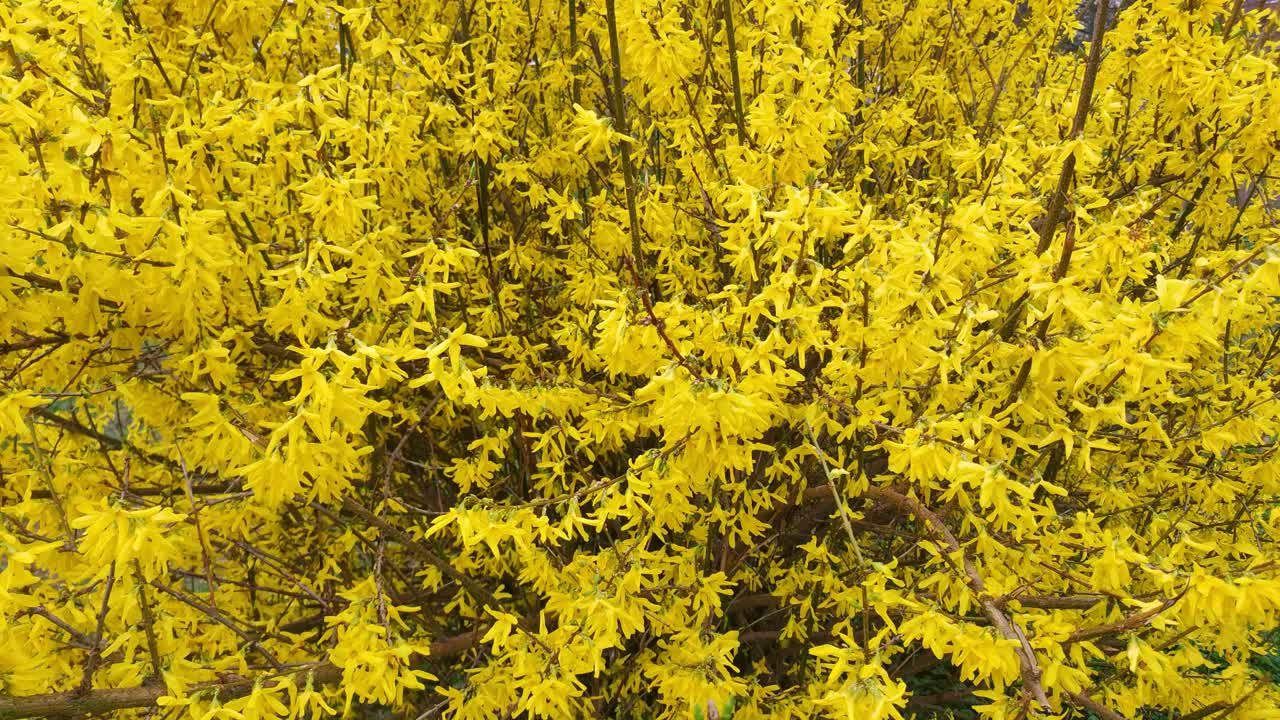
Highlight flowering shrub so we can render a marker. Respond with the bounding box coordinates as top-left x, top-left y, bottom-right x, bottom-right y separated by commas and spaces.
2, 0, 1280, 718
